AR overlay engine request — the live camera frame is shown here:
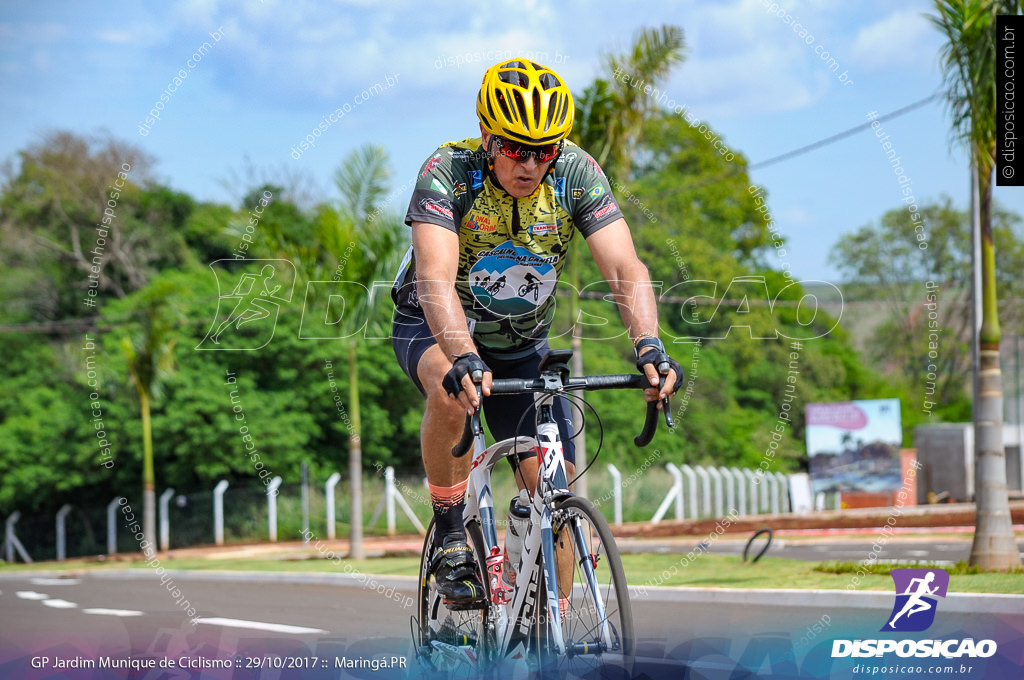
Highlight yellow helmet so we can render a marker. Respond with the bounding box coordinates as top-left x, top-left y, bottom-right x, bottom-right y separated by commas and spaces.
476, 59, 575, 145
